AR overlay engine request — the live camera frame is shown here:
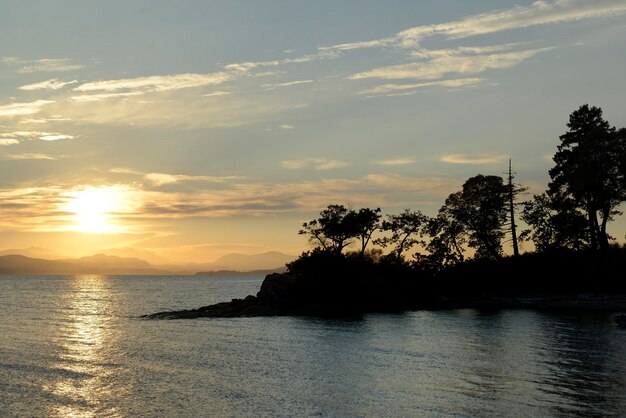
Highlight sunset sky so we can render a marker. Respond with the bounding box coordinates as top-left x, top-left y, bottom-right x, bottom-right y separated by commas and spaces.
1, 0, 626, 264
